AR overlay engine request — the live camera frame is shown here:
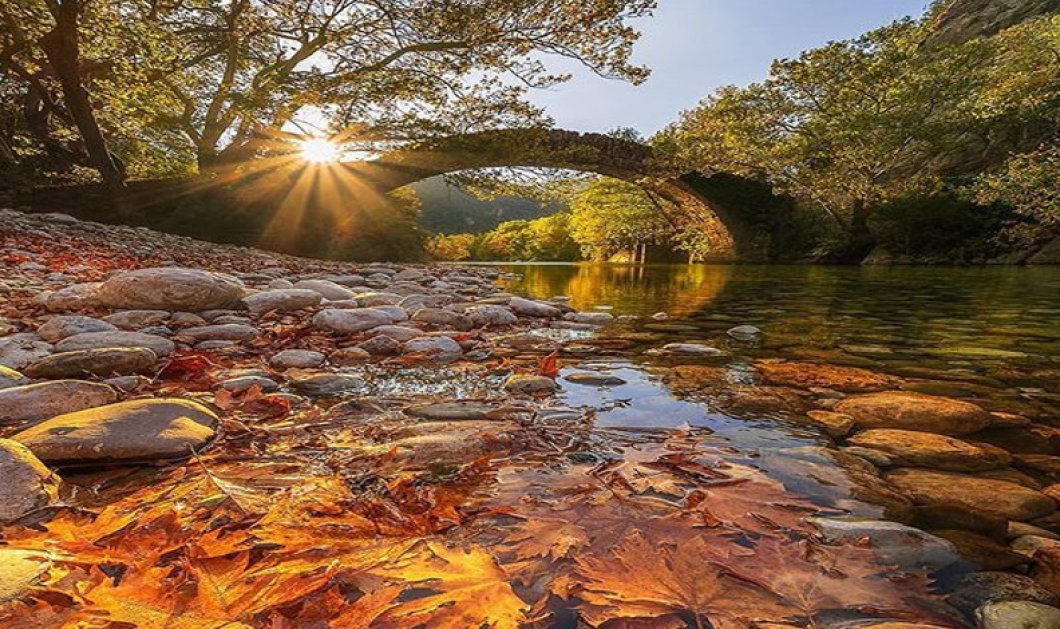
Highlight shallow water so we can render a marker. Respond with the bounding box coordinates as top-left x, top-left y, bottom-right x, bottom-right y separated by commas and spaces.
500, 263, 1060, 423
